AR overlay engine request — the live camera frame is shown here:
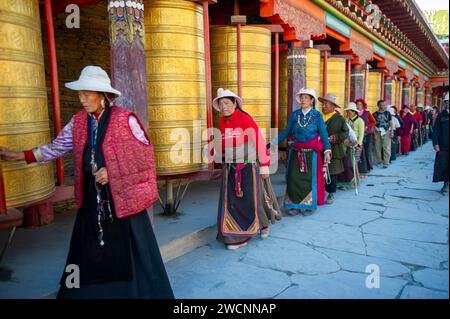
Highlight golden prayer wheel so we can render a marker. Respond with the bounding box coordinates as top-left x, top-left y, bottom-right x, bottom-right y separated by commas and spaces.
211, 26, 272, 141
416, 89, 425, 106
144, 0, 207, 176
320, 57, 346, 110
306, 48, 322, 101
391, 80, 397, 106
410, 85, 415, 106
367, 72, 382, 113
0, 0, 55, 208
397, 80, 404, 107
